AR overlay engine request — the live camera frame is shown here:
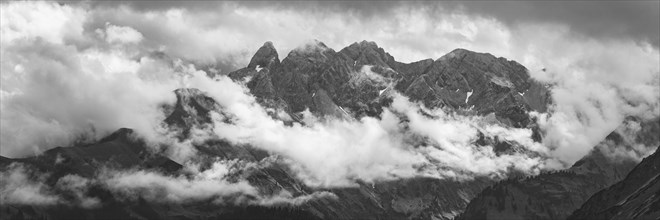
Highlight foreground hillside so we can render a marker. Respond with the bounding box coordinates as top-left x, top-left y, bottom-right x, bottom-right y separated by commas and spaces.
457, 119, 660, 220
569, 144, 660, 220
